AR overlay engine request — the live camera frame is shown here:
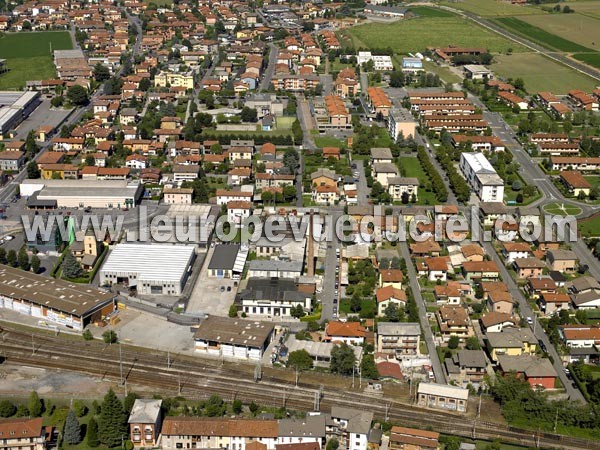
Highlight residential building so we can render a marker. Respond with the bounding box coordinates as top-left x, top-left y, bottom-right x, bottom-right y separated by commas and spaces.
163, 187, 193, 205
436, 305, 471, 341
376, 322, 421, 360
0, 150, 25, 171
389, 426, 439, 450
496, 354, 557, 389
546, 249, 578, 273
324, 321, 366, 346
387, 177, 419, 202
0, 417, 47, 450
387, 107, 417, 141
129, 399, 162, 448
459, 152, 504, 202
376, 286, 406, 316
329, 407, 373, 450
238, 277, 312, 318
560, 171, 591, 196
444, 349, 487, 387
485, 328, 537, 362
513, 257, 545, 279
